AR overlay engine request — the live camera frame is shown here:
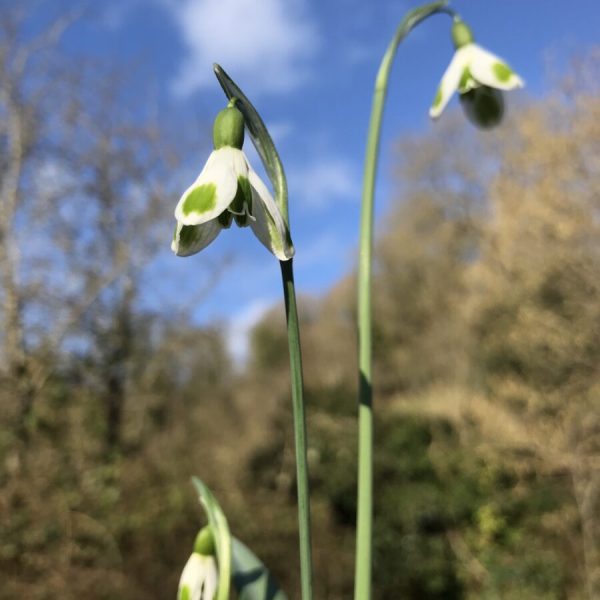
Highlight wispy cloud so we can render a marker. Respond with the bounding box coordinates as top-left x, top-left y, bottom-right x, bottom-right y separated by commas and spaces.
164, 0, 319, 97
226, 297, 276, 366
294, 231, 347, 269
265, 120, 295, 145
288, 156, 360, 209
